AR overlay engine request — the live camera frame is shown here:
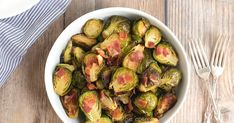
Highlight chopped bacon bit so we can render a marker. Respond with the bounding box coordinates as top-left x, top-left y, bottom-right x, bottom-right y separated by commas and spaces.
56, 68, 65, 78
62, 89, 78, 115
156, 47, 163, 55
129, 51, 144, 62
106, 40, 121, 57
99, 90, 105, 99
117, 76, 126, 84
87, 83, 96, 90
163, 48, 170, 57
119, 32, 128, 40
86, 58, 98, 66
149, 74, 158, 81
111, 107, 122, 118
137, 99, 148, 108
147, 41, 155, 48
125, 74, 133, 81
117, 74, 132, 85
85, 66, 91, 75
96, 48, 108, 58
127, 101, 133, 113
83, 95, 96, 113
